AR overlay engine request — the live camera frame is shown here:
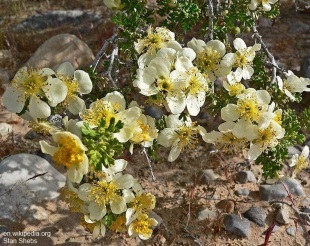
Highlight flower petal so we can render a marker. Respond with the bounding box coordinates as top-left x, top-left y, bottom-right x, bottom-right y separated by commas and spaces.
2, 87, 26, 113
74, 70, 93, 94
29, 97, 51, 118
